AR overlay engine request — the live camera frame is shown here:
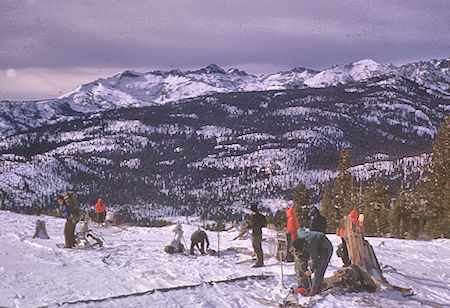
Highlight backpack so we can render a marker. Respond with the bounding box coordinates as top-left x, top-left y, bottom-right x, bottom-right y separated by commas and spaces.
63, 191, 81, 222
